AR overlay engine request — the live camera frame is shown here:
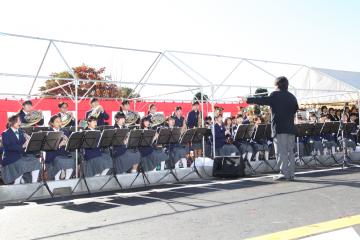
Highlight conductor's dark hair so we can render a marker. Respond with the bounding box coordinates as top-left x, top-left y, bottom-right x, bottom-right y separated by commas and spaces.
22, 100, 33, 107
90, 98, 99, 104
58, 102, 68, 108
7, 114, 20, 128
275, 76, 289, 91
87, 116, 98, 123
